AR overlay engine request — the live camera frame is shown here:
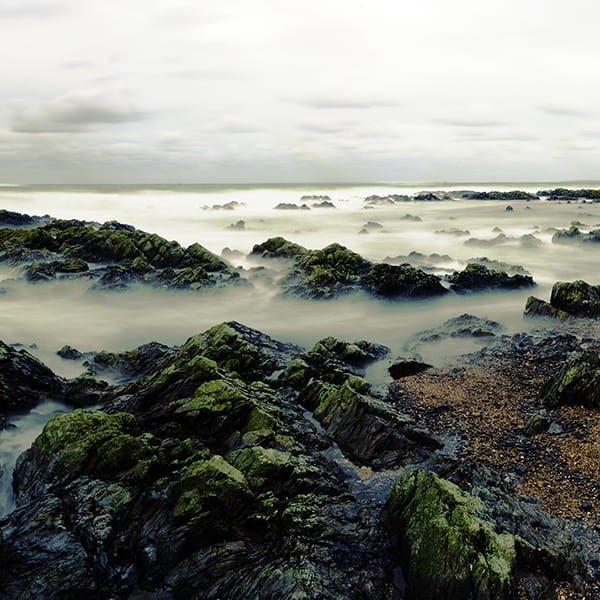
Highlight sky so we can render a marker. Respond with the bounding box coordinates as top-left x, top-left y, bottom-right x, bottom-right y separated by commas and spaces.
1, 0, 600, 183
